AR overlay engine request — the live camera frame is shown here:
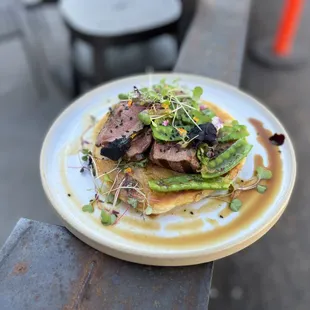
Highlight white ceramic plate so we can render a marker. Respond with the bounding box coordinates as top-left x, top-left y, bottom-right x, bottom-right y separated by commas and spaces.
40, 73, 296, 266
